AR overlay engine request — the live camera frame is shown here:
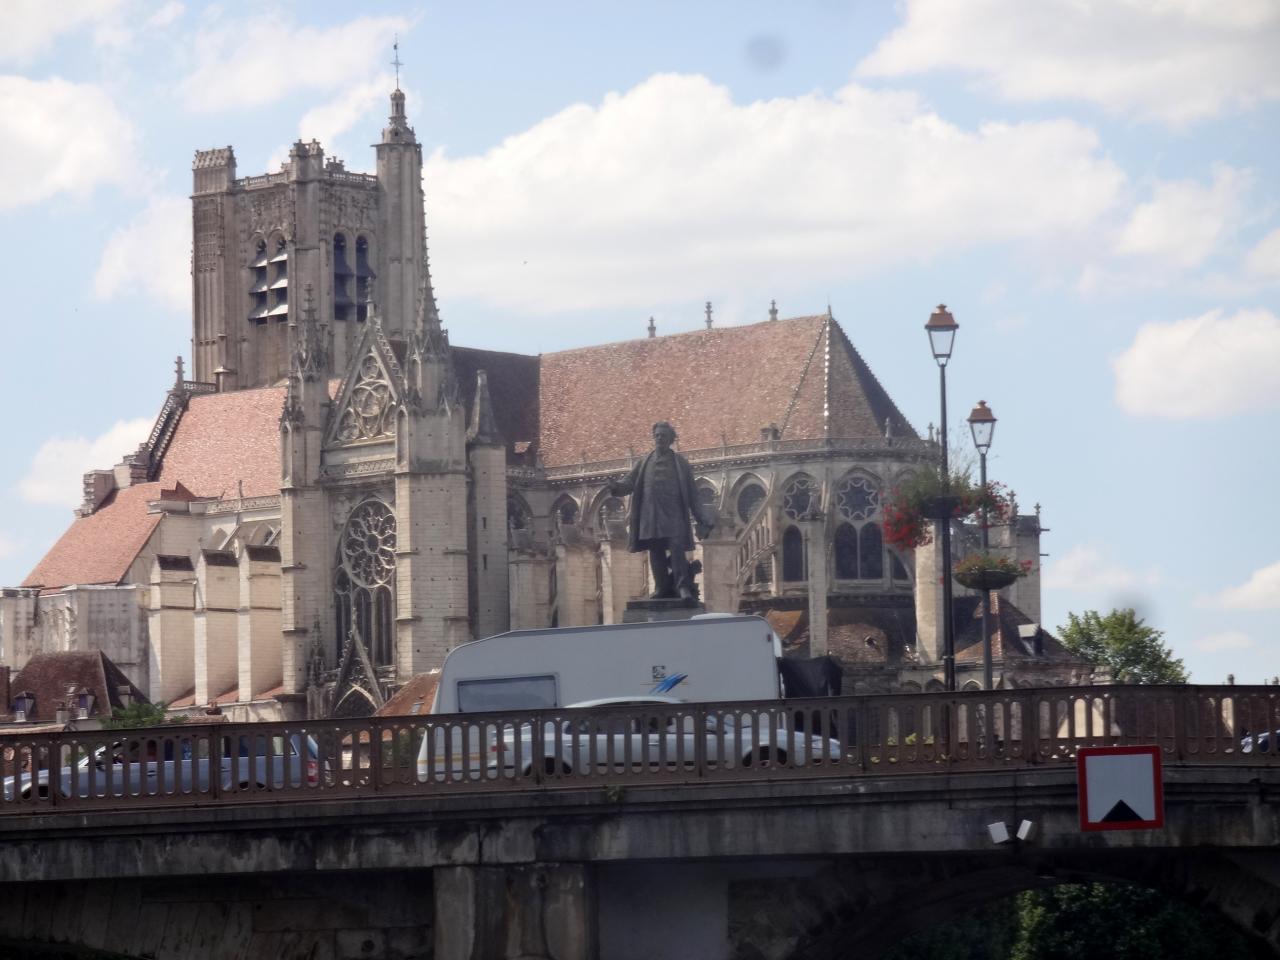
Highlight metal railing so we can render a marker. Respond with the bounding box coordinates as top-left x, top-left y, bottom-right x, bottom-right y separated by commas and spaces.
1, 686, 1275, 815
